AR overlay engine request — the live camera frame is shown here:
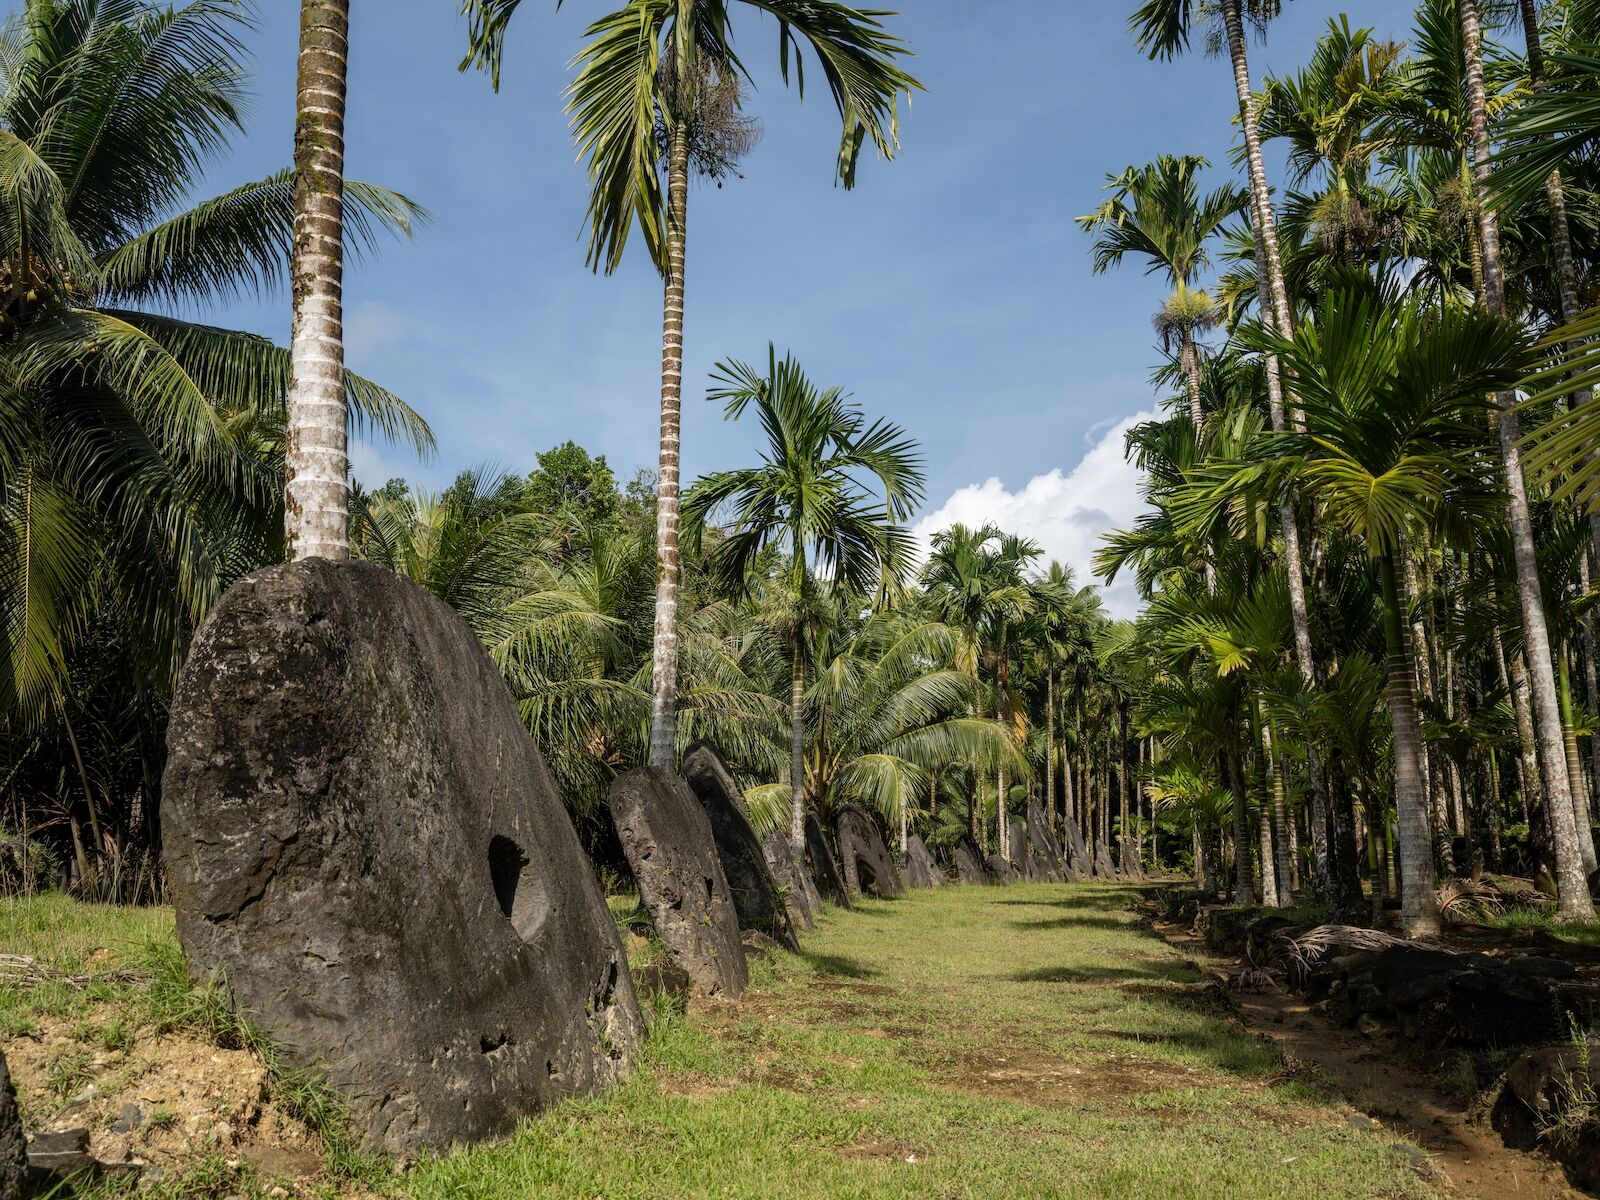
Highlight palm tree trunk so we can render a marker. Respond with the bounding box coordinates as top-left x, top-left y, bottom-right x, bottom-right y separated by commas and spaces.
1251, 704, 1278, 908
996, 630, 1010, 860
646, 122, 692, 769
1325, 748, 1365, 920
1400, 537, 1453, 876
1262, 706, 1293, 904
1226, 742, 1256, 906
285, 0, 351, 561
1179, 329, 1205, 435
1379, 554, 1440, 935
1225, 10, 1334, 908
1522, 0, 1600, 809
1558, 648, 1599, 876
1046, 671, 1056, 831
789, 632, 806, 855
1461, 0, 1596, 920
